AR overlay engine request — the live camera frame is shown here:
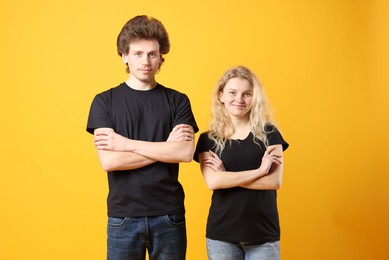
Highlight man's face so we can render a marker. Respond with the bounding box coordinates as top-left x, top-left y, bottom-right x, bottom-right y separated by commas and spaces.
122, 39, 161, 84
